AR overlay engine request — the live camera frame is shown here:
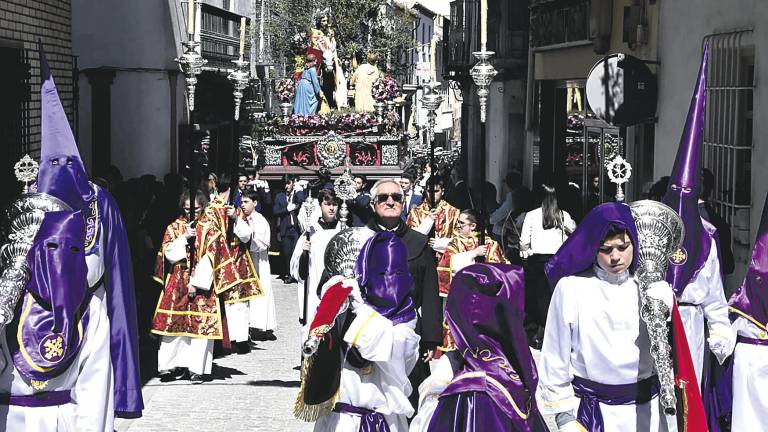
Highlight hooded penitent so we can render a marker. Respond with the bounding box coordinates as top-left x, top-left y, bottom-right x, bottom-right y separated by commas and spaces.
34, 44, 143, 417
729, 191, 768, 331
356, 231, 416, 325
663, 44, 715, 297
7, 210, 89, 383
544, 202, 639, 288
430, 263, 546, 431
